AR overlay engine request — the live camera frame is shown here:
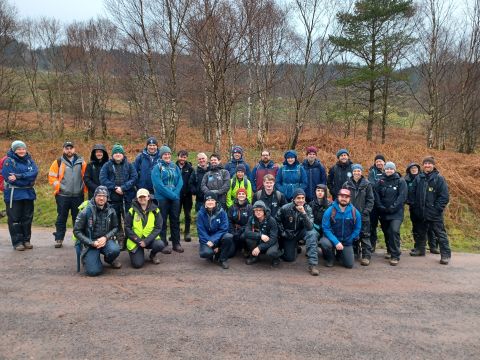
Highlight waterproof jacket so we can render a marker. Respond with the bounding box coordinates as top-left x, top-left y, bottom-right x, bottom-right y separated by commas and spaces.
151, 160, 183, 201
176, 160, 194, 198
322, 201, 361, 246
200, 165, 230, 206
48, 154, 86, 196
99, 157, 138, 202
250, 160, 279, 192
309, 197, 330, 235
410, 169, 449, 222
275, 201, 314, 238
134, 149, 160, 193
197, 205, 229, 245
254, 189, 287, 218
2, 149, 38, 204
302, 159, 327, 202
125, 199, 163, 251
368, 165, 384, 185
403, 163, 421, 205
84, 144, 109, 199
244, 201, 278, 252
224, 146, 252, 178
327, 160, 353, 199
342, 176, 374, 216
227, 200, 253, 236
189, 165, 209, 203
226, 176, 253, 208
374, 172, 408, 221
275, 153, 307, 201
73, 199, 118, 247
